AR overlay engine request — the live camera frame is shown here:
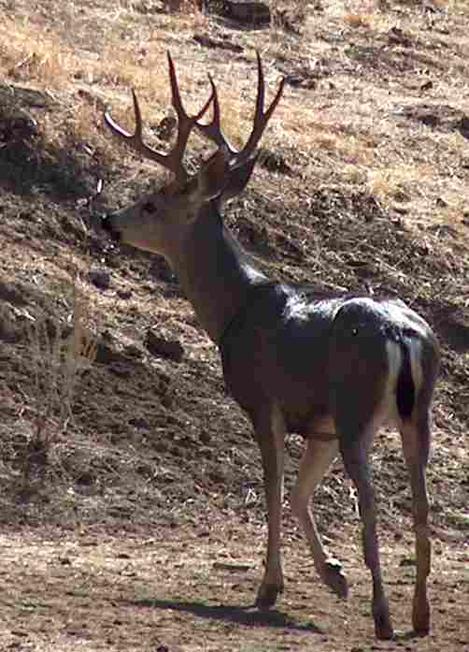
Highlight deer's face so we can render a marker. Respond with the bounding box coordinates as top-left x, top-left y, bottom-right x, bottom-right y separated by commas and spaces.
102, 180, 200, 258
102, 151, 259, 261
